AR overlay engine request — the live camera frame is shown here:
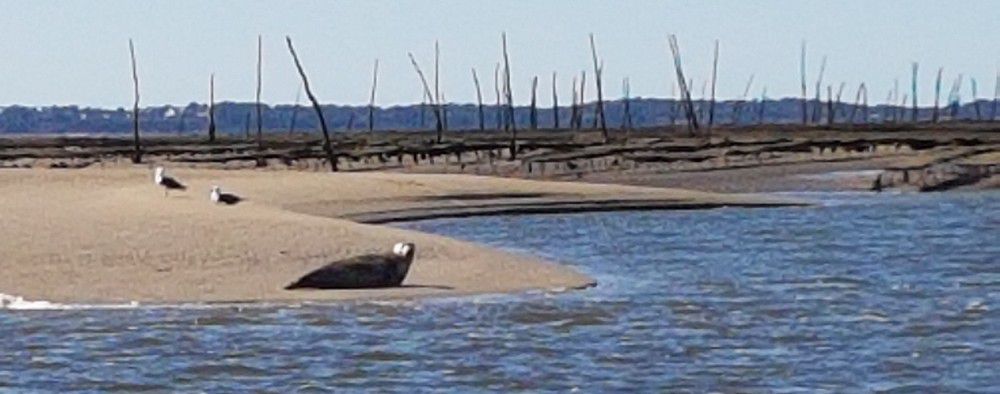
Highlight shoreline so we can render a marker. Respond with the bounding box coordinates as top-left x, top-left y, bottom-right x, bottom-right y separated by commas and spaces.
0, 167, 796, 306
